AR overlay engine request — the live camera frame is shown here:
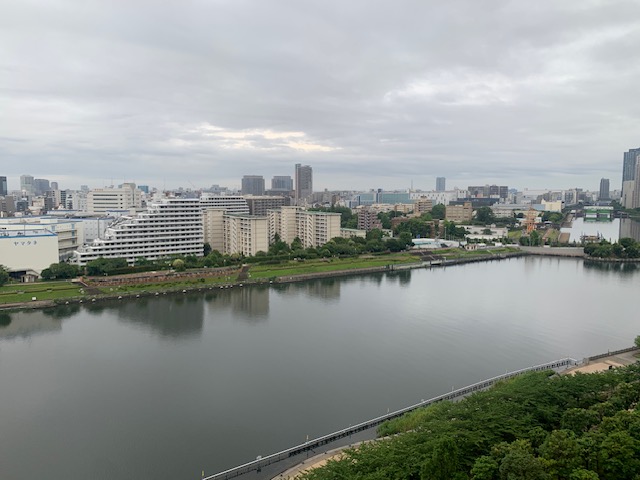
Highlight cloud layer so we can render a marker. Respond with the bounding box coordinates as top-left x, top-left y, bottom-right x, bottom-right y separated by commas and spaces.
1, 0, 639, 192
